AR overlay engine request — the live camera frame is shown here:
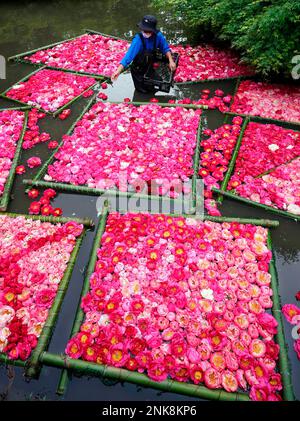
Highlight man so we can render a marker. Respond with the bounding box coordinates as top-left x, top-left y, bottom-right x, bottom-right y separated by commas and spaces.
111, 15, 177, 93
